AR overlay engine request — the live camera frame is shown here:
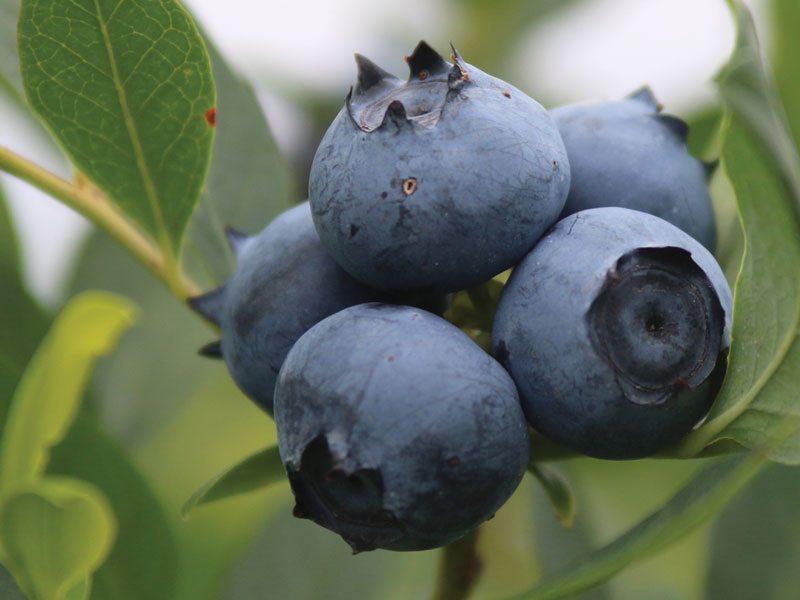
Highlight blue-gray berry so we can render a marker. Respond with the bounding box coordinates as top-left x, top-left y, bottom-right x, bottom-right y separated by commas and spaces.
275, 303, 530, 551
552, 88, 717, 251
310, 41, 570, 293
189, 202, 384, 414
492, 207, 731, 459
